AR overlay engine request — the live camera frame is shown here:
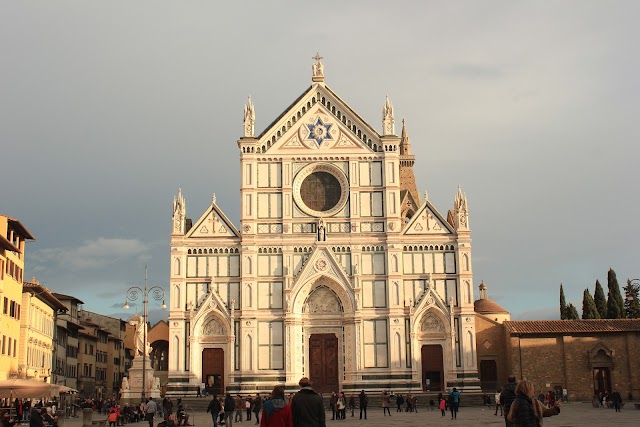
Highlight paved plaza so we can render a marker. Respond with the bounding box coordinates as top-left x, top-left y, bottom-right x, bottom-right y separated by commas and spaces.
61, 402, 639, 427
